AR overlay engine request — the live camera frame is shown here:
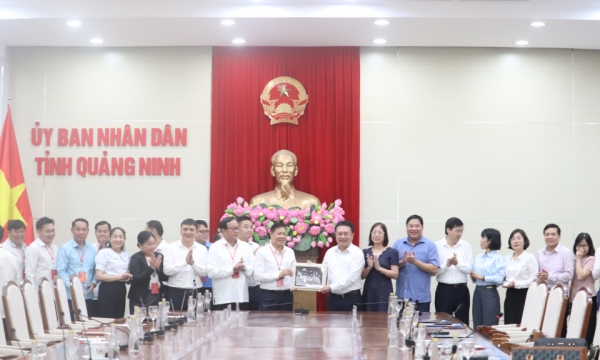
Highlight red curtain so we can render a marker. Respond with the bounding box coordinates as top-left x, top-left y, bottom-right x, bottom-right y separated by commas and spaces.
210, 47, 360, 310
